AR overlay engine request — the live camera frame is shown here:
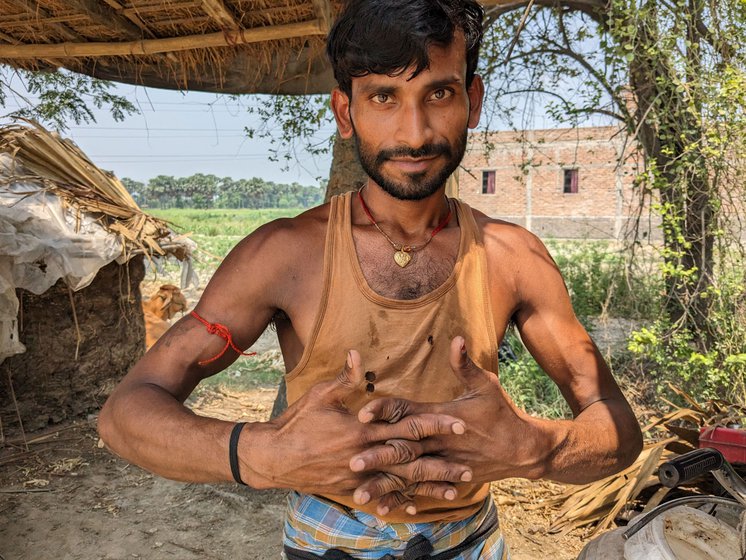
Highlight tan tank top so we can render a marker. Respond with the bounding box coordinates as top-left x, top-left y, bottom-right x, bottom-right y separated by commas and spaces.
285, 191, 500, 523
